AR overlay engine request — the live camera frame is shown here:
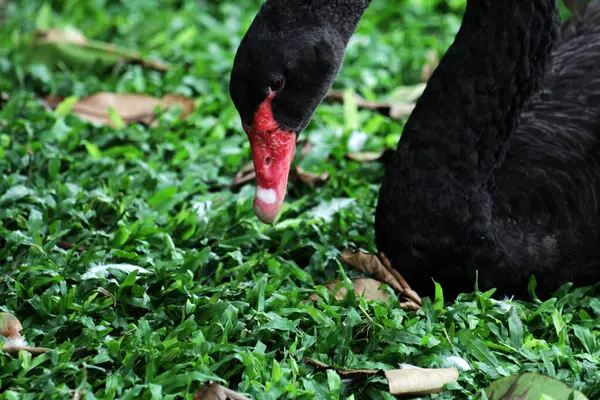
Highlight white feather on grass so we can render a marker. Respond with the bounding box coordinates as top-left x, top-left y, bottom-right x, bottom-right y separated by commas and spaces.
81, 263, 151, 280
